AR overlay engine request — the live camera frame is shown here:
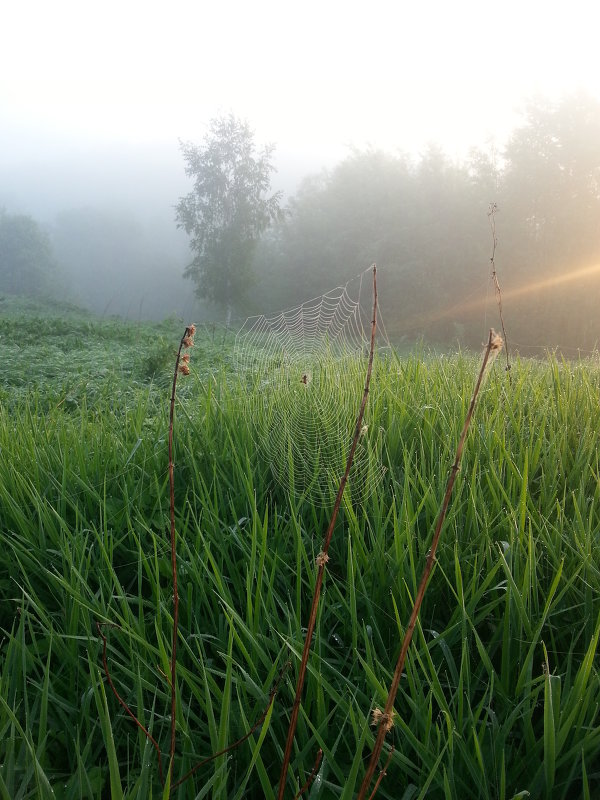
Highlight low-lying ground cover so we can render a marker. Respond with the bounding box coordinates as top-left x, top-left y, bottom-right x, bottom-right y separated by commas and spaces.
0, 298, 599, 798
